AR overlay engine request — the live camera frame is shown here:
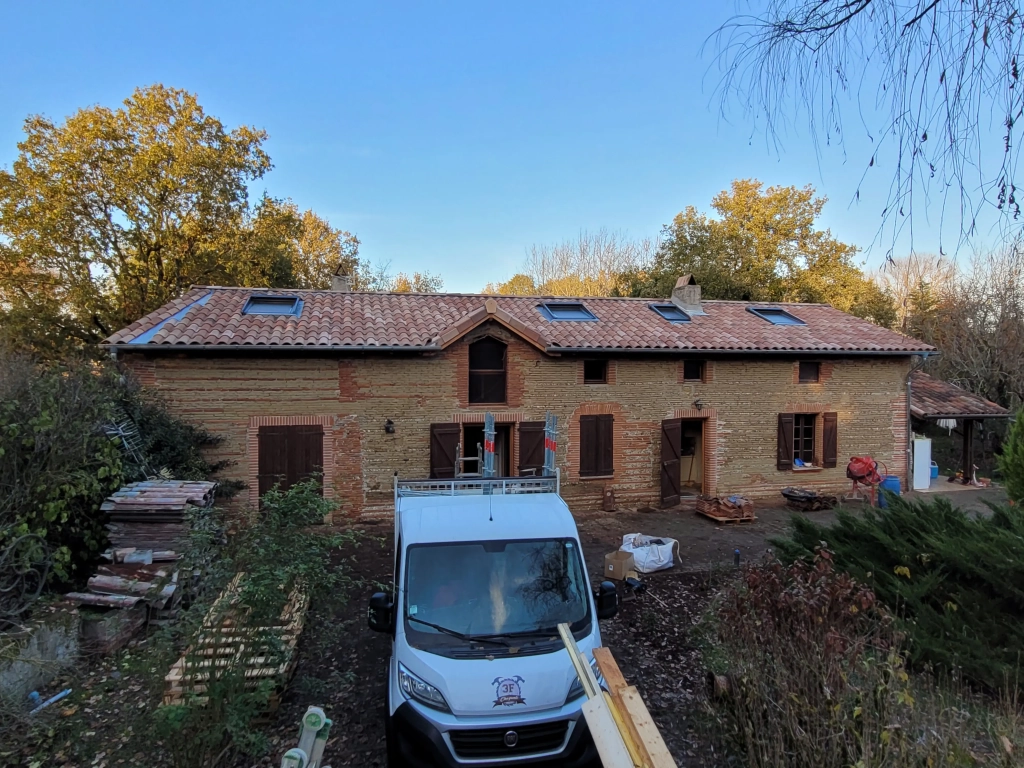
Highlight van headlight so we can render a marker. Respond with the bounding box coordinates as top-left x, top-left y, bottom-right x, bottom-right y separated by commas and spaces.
565, 657, 605, 703
398, 663, 451, 712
